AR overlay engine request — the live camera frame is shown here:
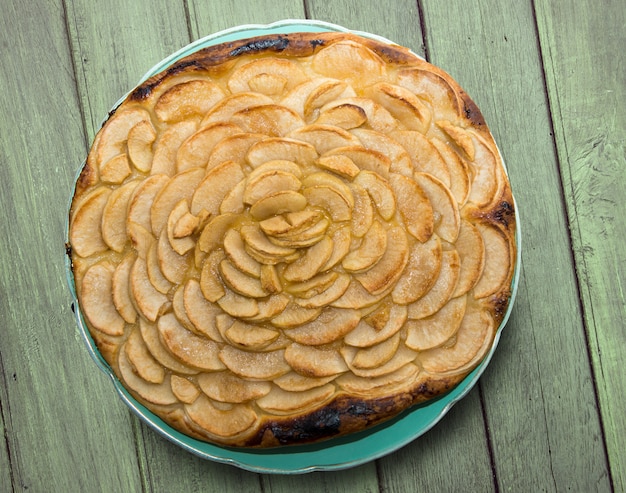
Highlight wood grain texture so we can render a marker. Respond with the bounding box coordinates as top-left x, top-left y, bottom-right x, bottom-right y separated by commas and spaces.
535, 0, 625, 490
0, 0, 143, 491
421, 0, 611, 490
